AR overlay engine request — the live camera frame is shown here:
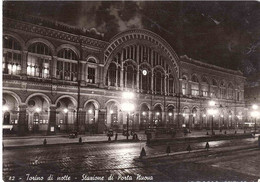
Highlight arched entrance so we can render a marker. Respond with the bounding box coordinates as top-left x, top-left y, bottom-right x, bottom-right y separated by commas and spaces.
140, 104, 149, 130
85, 102, 98, 134
167, 105, 175, 127
3, 93, 20, 134
26, 95, 50, 133
153, 105, 163, 127
106, 101, 120, 131
56, 97, 77, 133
